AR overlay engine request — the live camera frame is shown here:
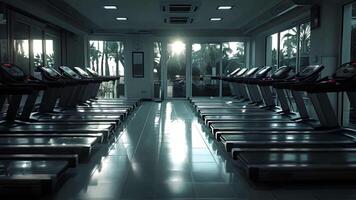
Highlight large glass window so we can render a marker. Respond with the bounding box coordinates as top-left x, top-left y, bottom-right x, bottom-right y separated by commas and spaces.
266, 33, 278, 71
45, 31, 60, 68
89, 40, 125, 98
342, 2, 356, 128
222, 42, 245, 96
279, 27, 298, 69
167, 41, 186, 98
0, 6, 8, 63
153, 42, 162, 99
192, 43, 221, 96
266, 23, 311, 72
299, 22, 311, 71
13, 21, 30, 74
32, 27, 43, 69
